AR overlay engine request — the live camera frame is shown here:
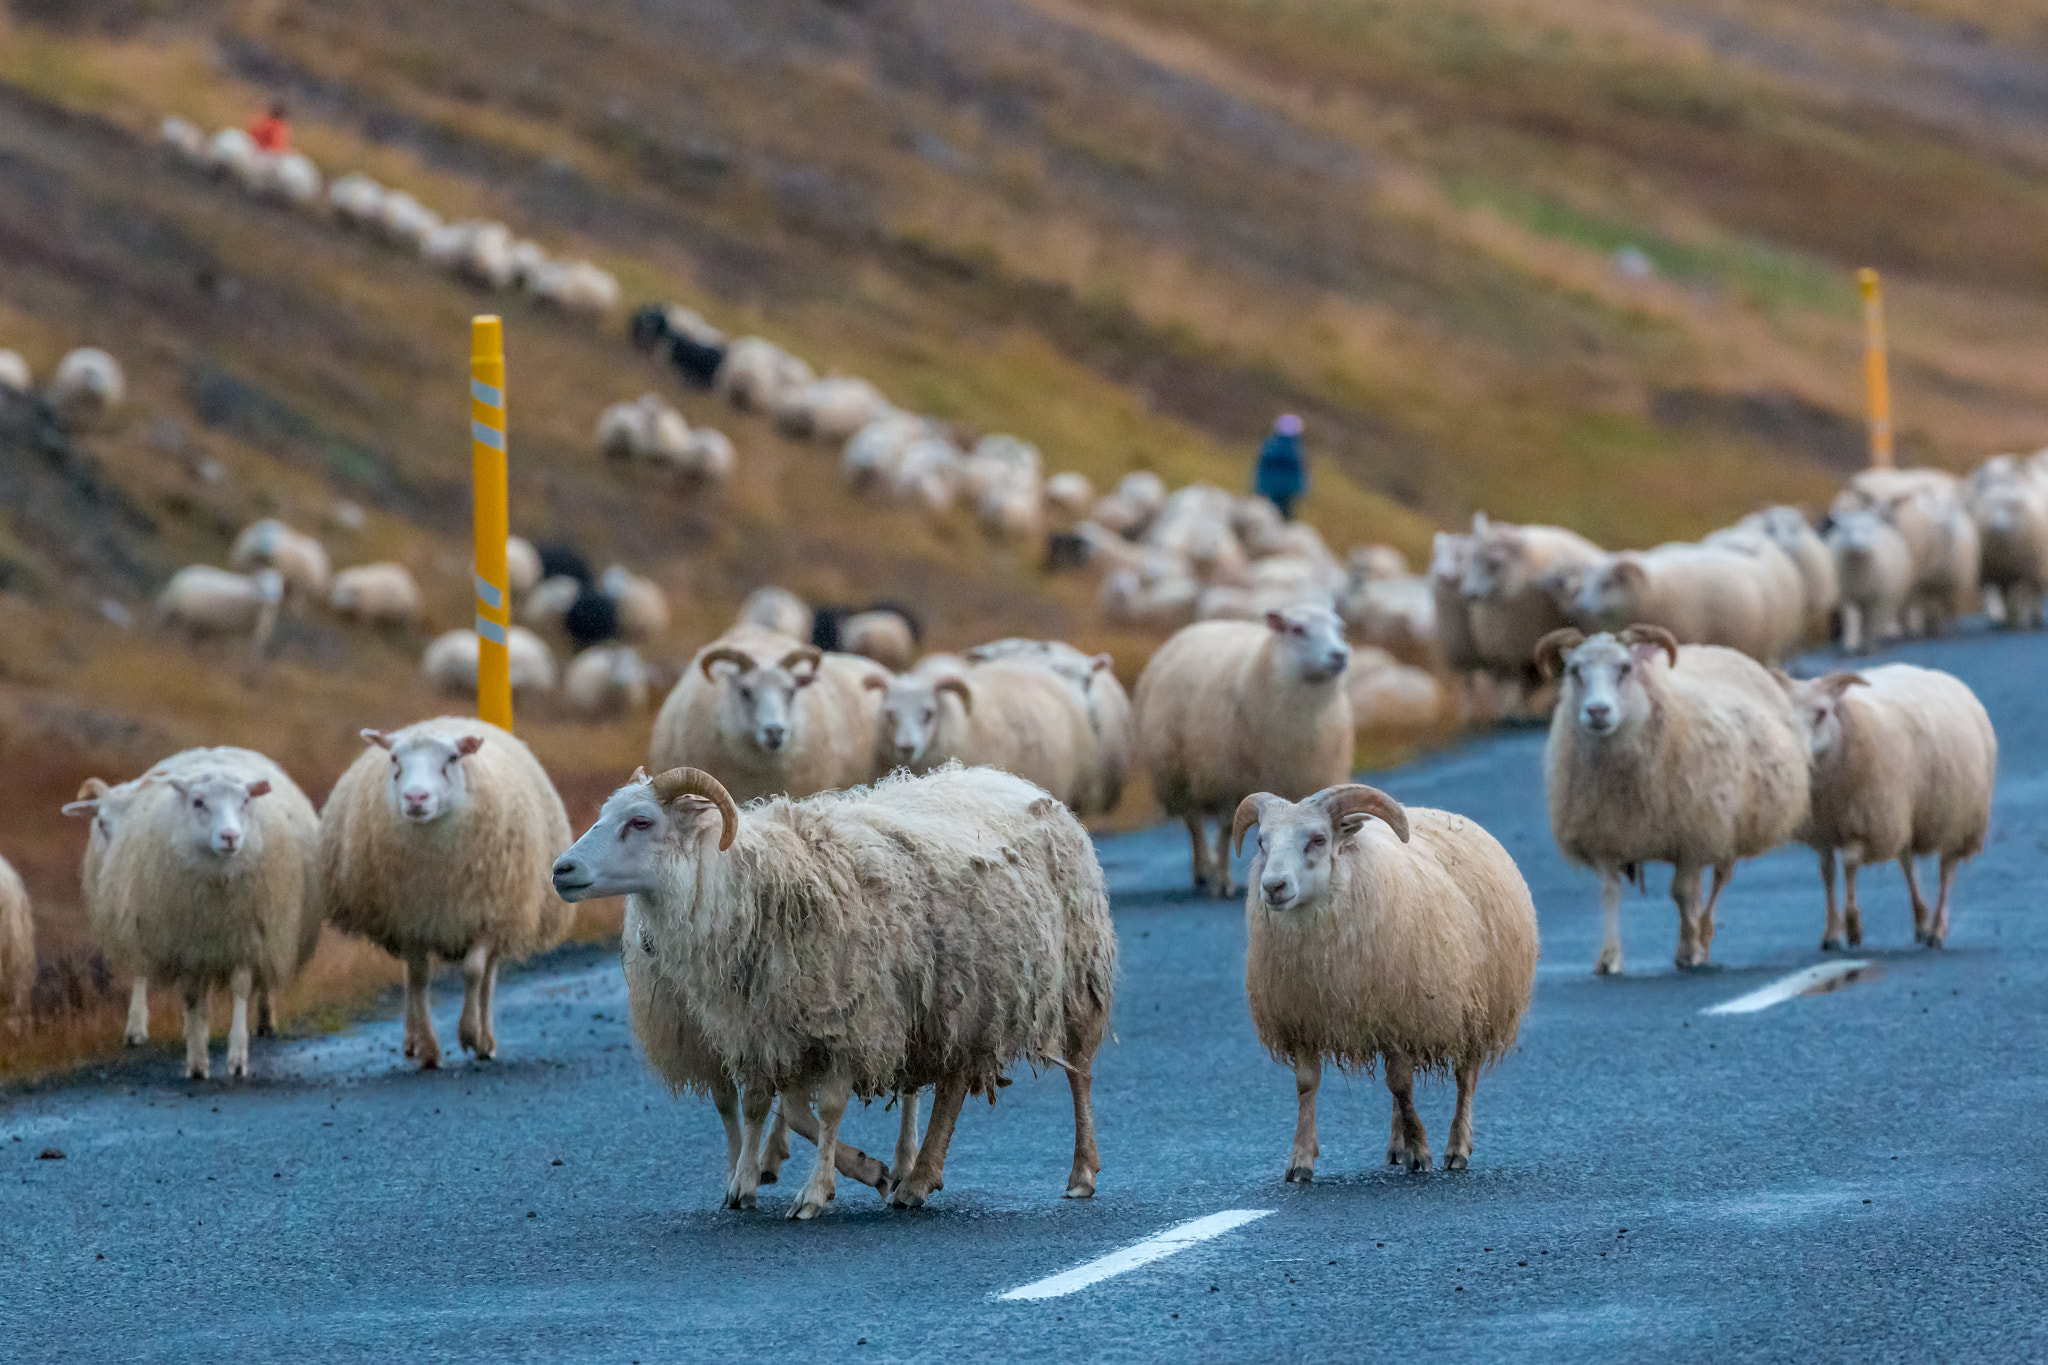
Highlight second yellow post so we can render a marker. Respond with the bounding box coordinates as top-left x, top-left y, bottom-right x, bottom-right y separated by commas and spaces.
1858, 267, 1894, 471
471, 315, 513, 731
